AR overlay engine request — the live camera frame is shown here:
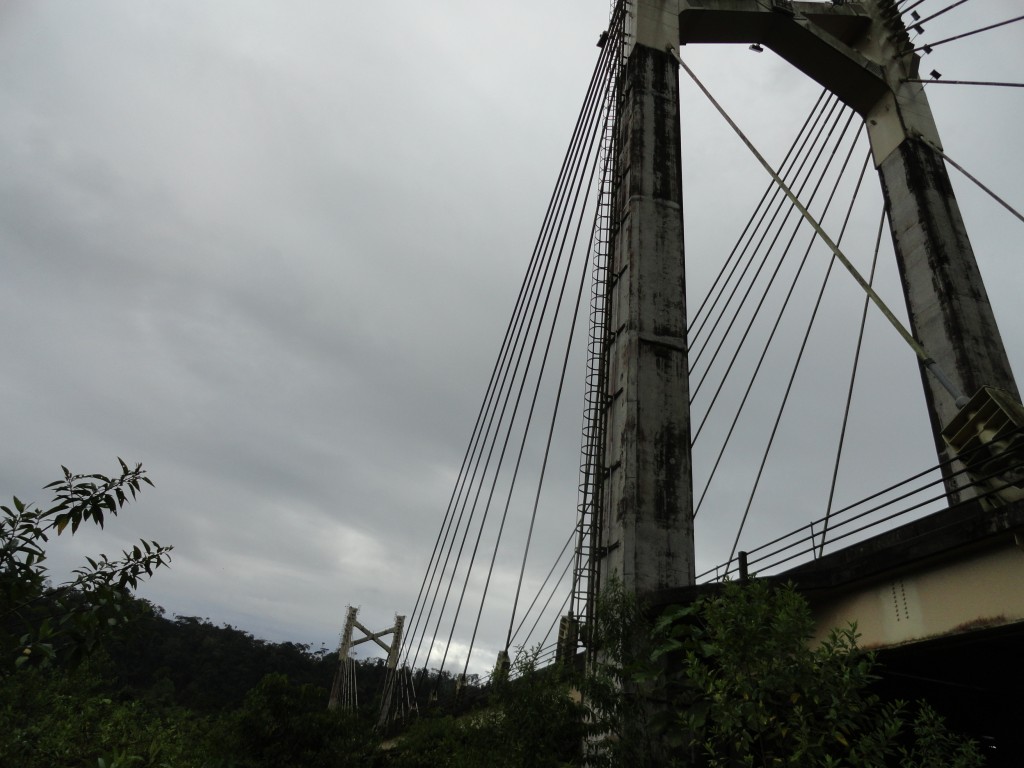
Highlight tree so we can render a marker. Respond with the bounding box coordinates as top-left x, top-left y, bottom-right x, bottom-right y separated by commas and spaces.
490, 648, 587, 767
387, 649, 585, 768
580, 577, 663, 766
0, 460, 172, 671
633, 580, 984, 767
228, 672, 378, 768
0, 657, 217, 768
